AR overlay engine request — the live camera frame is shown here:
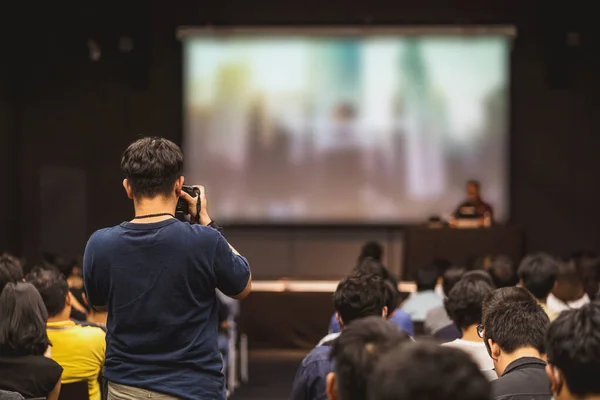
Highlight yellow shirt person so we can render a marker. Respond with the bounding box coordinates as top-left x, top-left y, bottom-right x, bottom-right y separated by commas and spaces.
47, 320, 106, 400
